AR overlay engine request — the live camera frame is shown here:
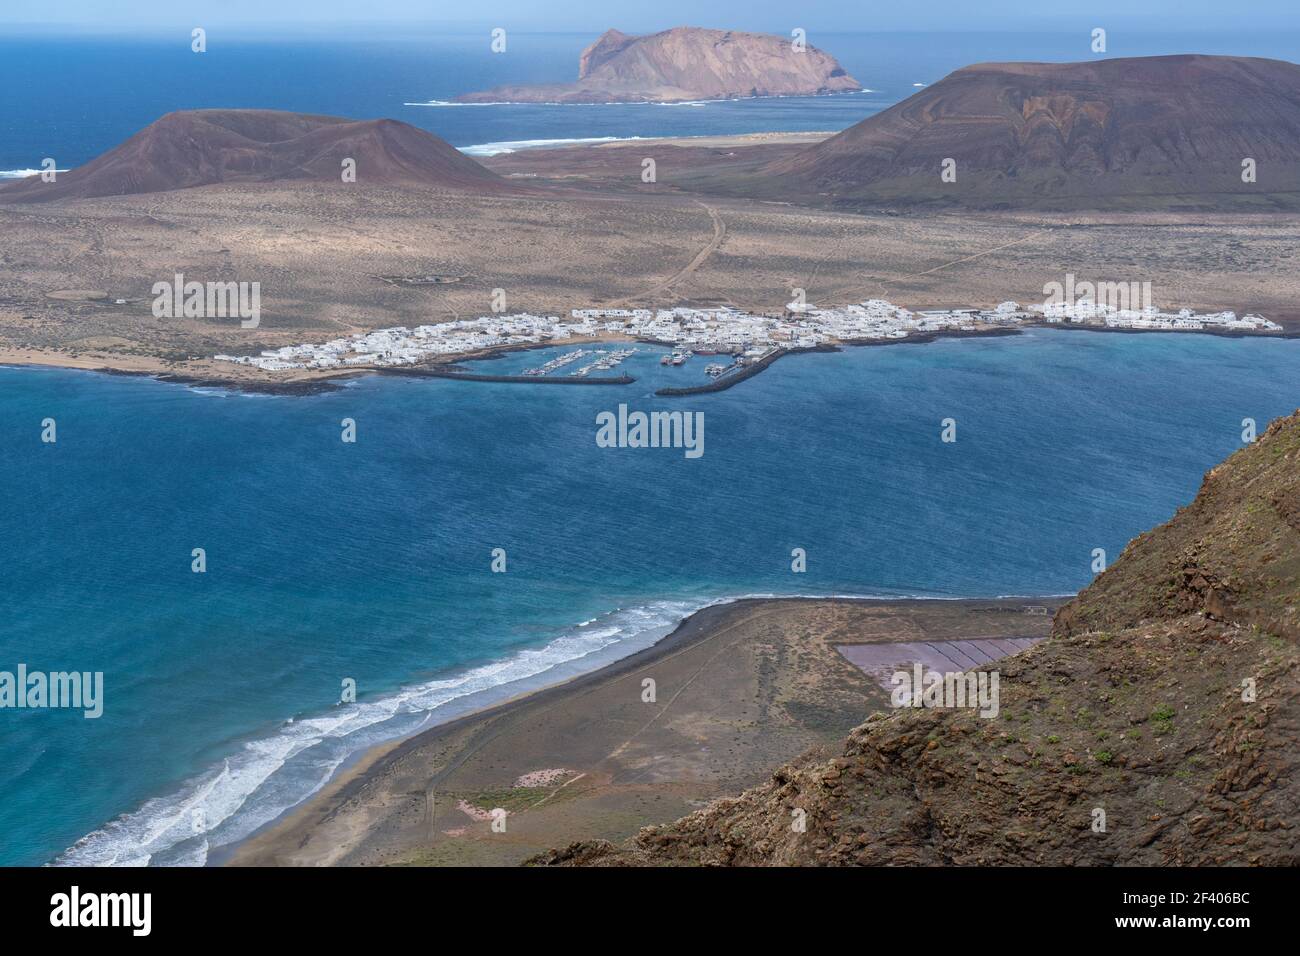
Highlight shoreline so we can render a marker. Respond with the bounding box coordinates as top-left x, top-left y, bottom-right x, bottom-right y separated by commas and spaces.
653, 328, 1032, 396
451, 88, 870, 107
212, 594, 823, 864
5, 321, 1294, 399
384, 366, 634, 385
461, 130, 840, 156
220, 592, 1065, 867
213, 595, 753, 864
